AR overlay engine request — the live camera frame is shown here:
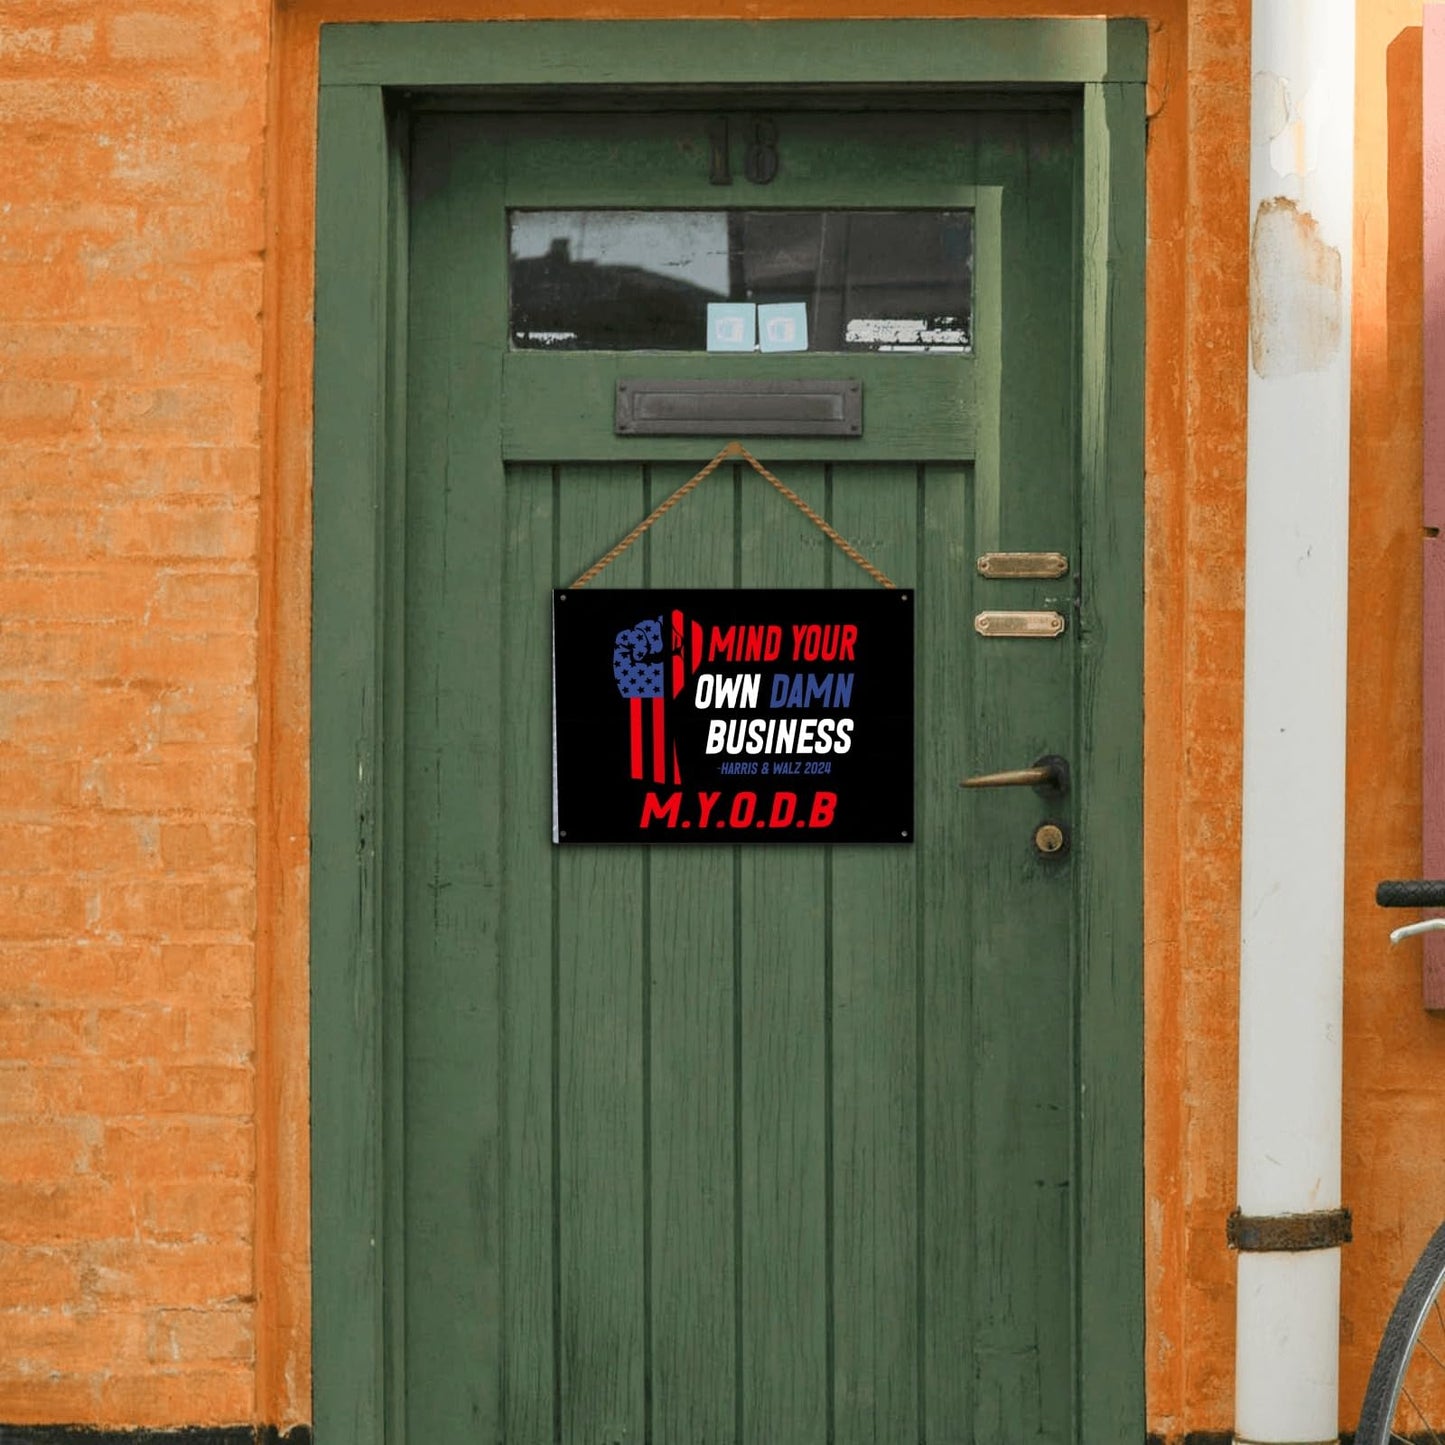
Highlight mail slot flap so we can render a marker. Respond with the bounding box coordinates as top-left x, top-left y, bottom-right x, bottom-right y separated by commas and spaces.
616, 378, 862, 437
